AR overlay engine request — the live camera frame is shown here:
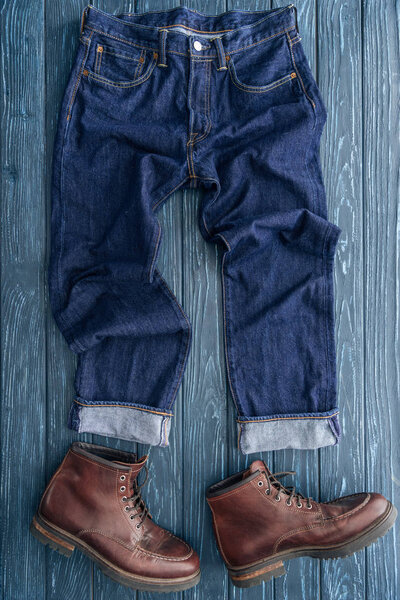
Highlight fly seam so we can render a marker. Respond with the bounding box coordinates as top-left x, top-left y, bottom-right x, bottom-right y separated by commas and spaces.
193, 59, 212, 145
